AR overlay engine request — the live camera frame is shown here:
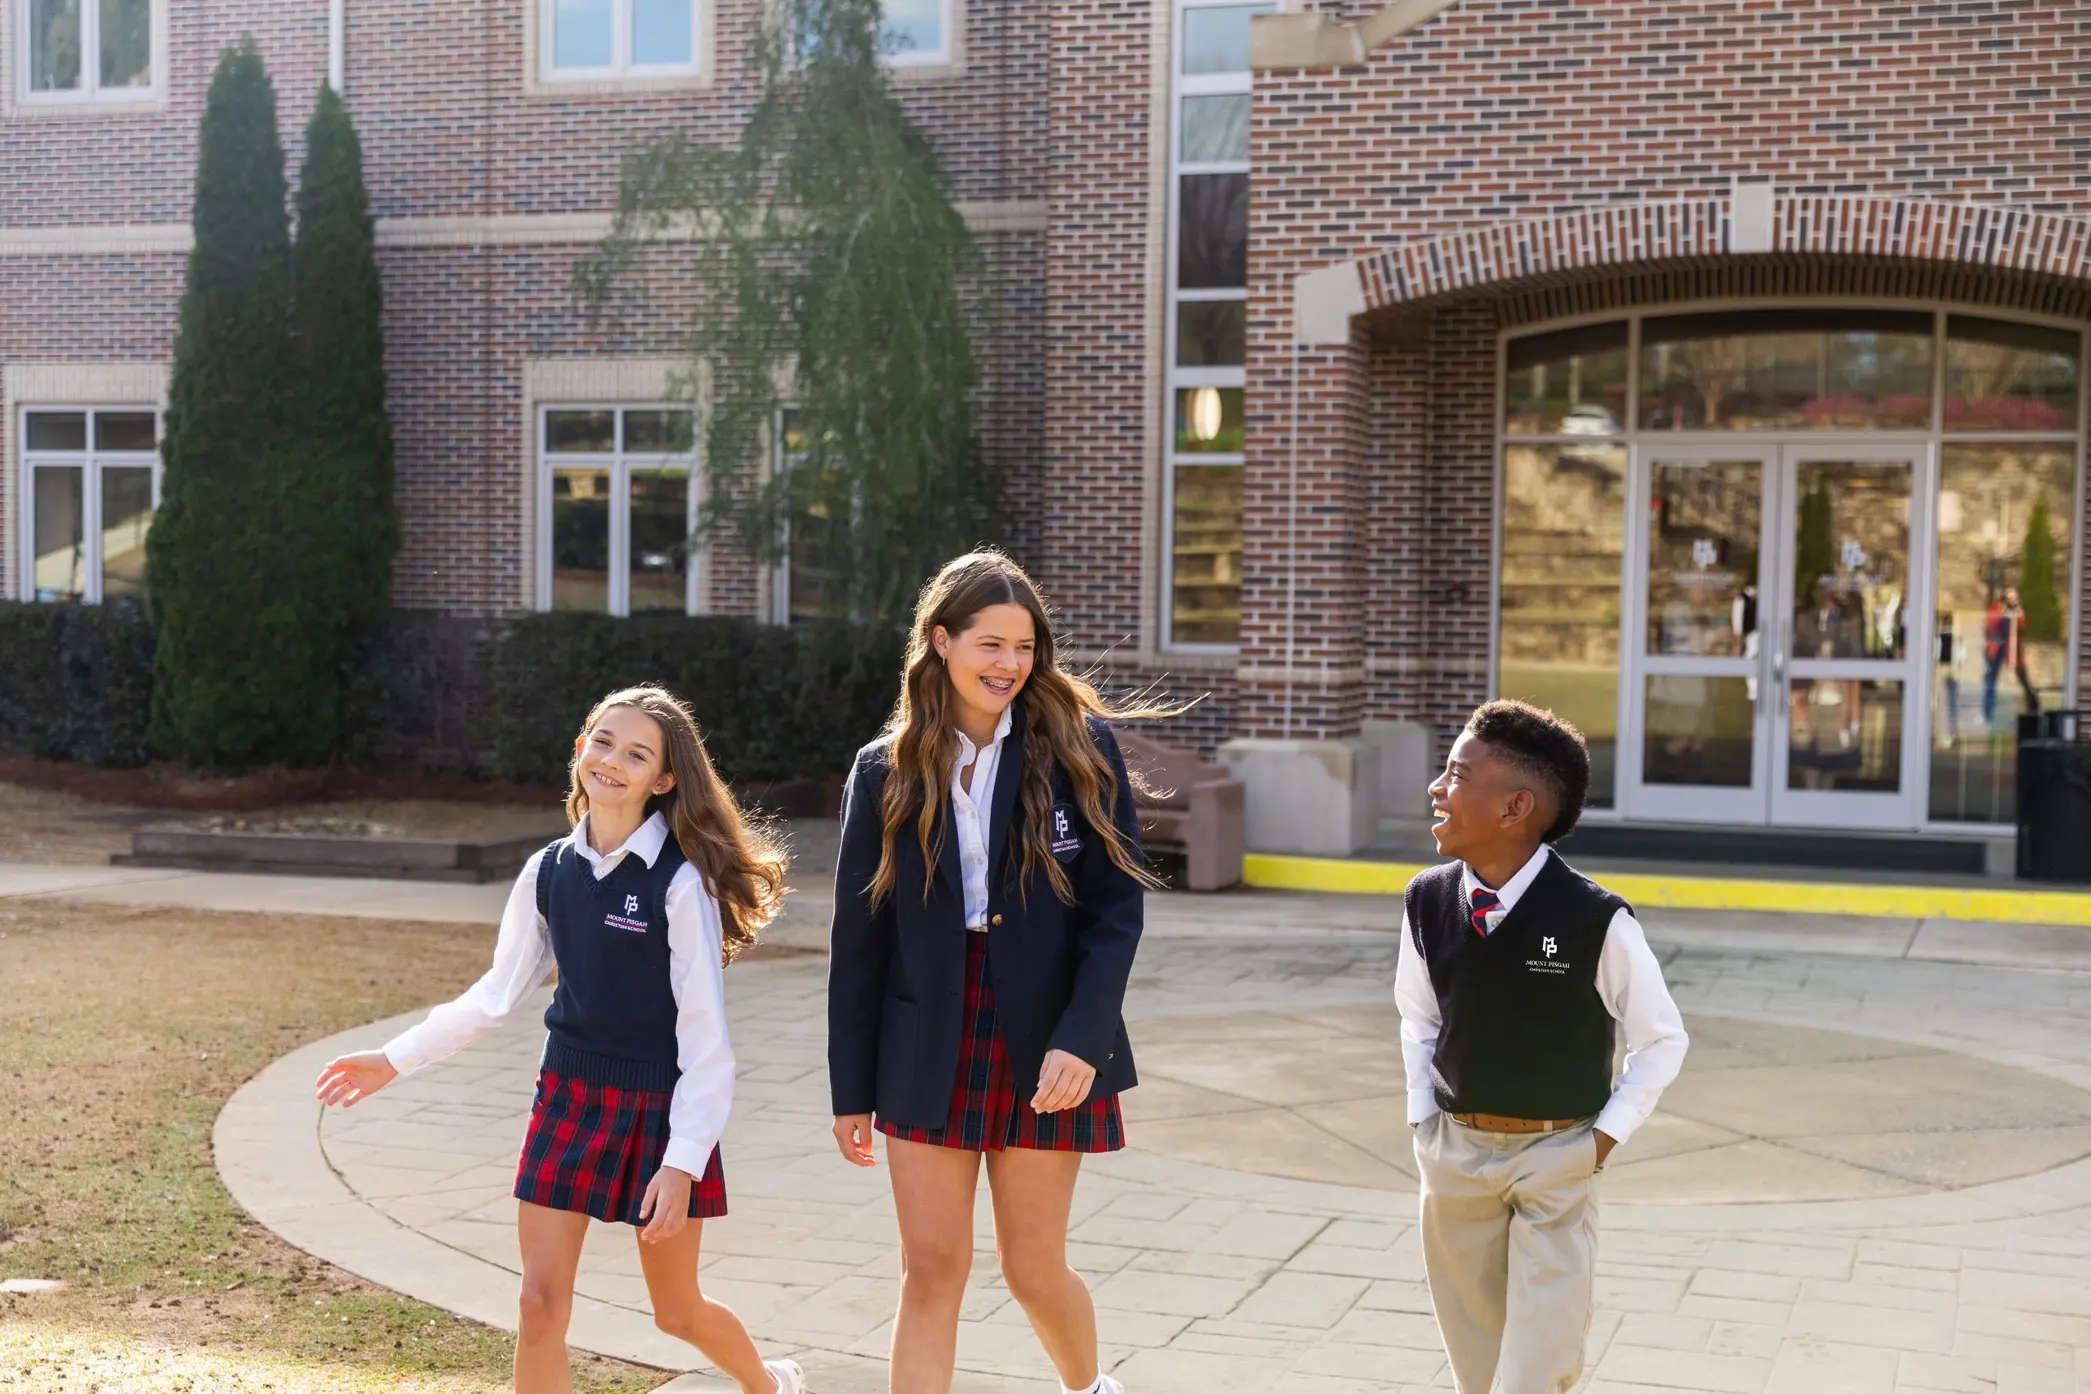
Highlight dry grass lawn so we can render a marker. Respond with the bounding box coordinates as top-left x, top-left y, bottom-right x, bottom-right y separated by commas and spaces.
0, 898, 663, 1394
